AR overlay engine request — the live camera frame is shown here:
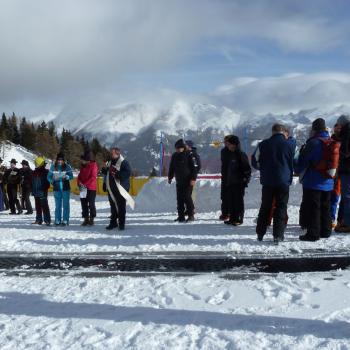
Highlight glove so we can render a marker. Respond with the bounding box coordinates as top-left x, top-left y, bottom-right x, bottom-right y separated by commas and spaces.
103, 183, 107, 192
